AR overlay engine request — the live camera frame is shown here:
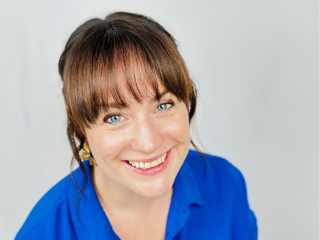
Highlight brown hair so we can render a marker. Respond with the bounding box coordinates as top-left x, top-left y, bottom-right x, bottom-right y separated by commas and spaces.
58, 12, 204, 198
